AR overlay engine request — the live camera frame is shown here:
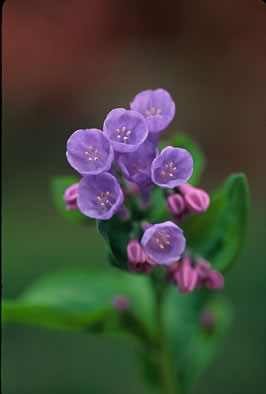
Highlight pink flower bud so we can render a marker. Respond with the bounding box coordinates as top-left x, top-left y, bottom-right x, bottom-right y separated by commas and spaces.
63, 183, 79, 210
179, 183, 210, 214
175, 256, 199, 294
167, 194, 186, 220
111, 295, 131, 311
204, 270, 224, 290
127, 239, 146, 263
